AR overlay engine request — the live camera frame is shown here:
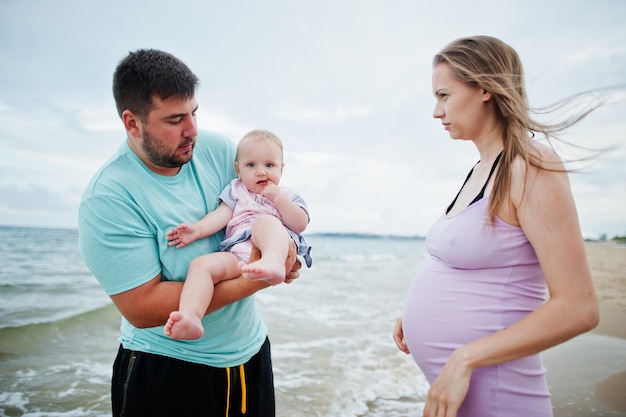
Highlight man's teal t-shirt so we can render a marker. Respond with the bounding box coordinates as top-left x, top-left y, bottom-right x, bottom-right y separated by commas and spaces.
78, 131, 267, 367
